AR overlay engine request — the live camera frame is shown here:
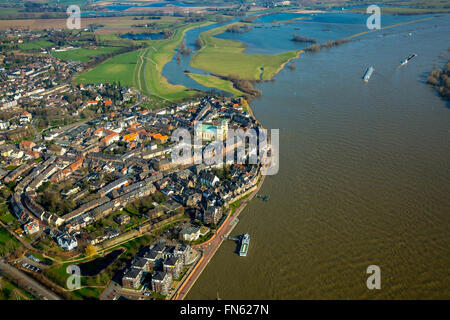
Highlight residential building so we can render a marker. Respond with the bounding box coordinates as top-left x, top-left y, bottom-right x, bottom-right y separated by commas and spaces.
151, 271, 172, 296
163, 256, 182, 279
122, 267, 144, 289
199, 171, 220, 187
23, 219, 39, 235
56, 232, 78, 251
203, 206, 223, 225
179, 225, 201, 242
114, 213, 130, 226
20, 111, 32, 125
